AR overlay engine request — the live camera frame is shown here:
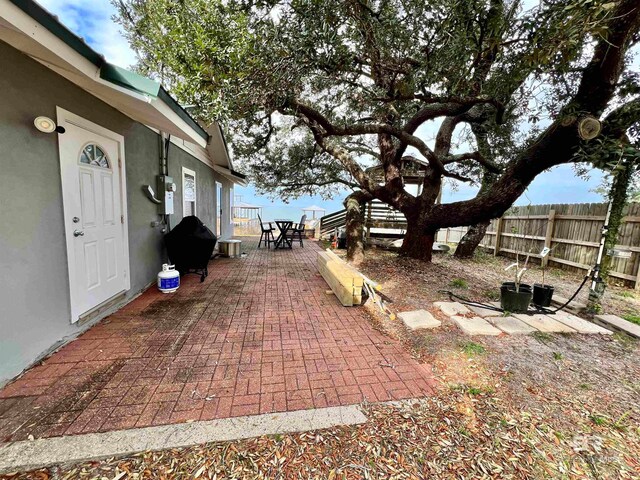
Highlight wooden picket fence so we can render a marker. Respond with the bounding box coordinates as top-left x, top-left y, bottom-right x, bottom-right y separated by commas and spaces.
478, 202, 640, 289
